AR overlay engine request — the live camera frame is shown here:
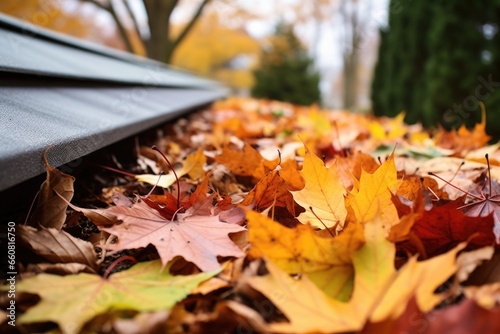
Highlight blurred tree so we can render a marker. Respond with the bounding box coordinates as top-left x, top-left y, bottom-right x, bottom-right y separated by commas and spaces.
171, 11, 260, 91
339, 0, 374, 111
0, 0, 94, 42
251, 23, 321, 106
0, 0, 144, 54
79, 0, 212, 63
372, 0, 500, 137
